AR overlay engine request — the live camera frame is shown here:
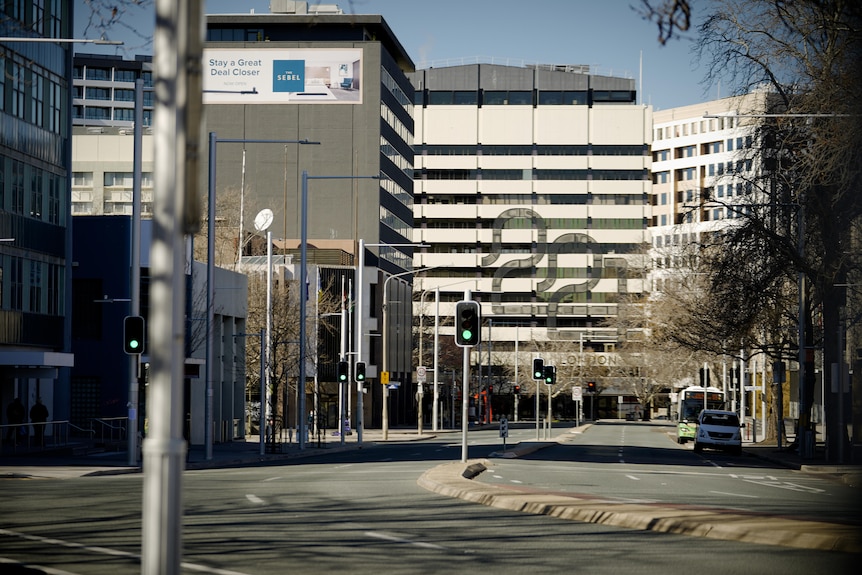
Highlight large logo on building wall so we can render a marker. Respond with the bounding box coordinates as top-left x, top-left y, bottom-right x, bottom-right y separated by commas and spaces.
481, 208, 629, 333
273, 60, 305, 92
